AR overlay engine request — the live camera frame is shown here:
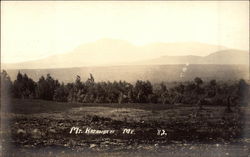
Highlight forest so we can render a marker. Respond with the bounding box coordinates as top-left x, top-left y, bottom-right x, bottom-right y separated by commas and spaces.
1, 70, 249, 108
